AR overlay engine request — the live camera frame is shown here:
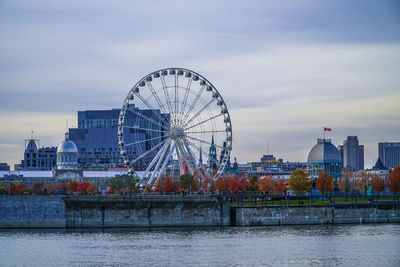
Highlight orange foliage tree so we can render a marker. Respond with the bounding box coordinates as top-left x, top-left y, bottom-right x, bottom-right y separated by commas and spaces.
258, 176, 275, 193
387, 166, 400, 193
316, 170, 335, 197
164, 177, 179, 192
201, 177, 214, 191
11, 183, 26, 195
67, 180, 80, 192
274, 178, 287, 194
32, 182, 45, 195
371, 176, 385, 202
227, 175, 245, 191
214, 177, 229, 192
144, 184, 152, 193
